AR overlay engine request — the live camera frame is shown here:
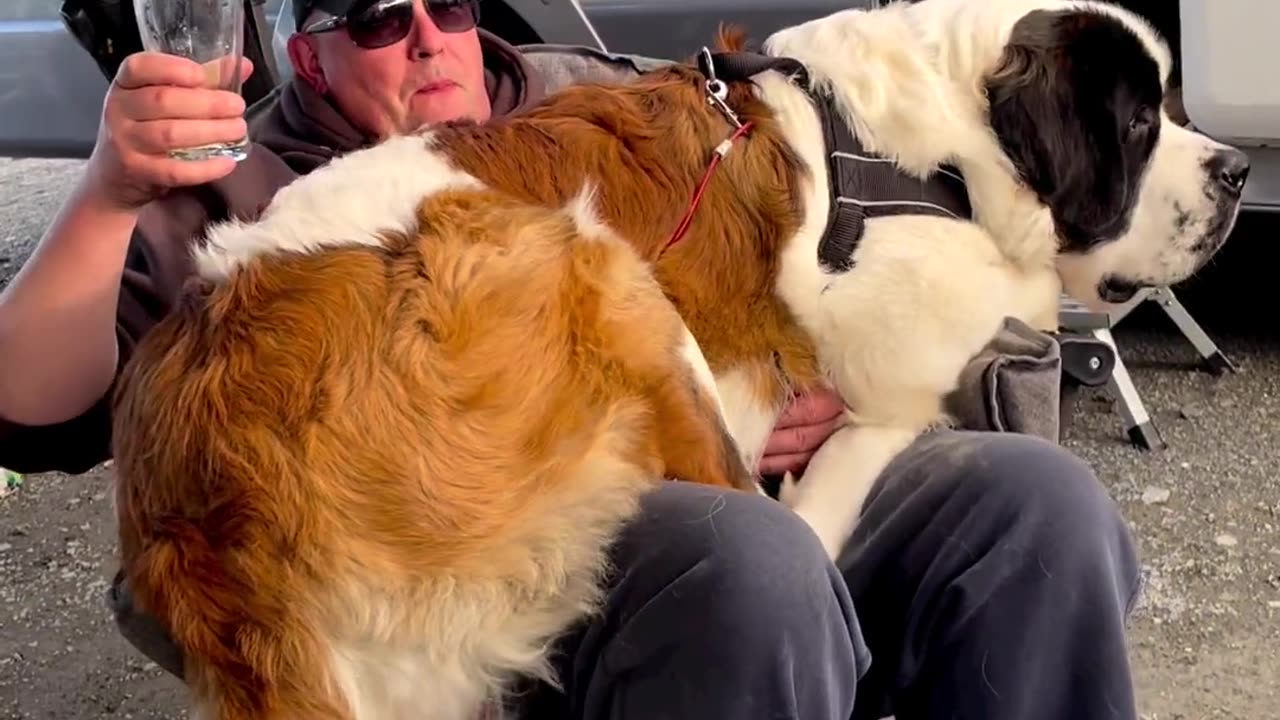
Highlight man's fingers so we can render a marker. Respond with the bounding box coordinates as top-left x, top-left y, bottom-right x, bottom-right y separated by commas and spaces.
757, 451, 811, 477
233, 56, 256, 82
93, 150, 239, 206
118, 85, 247, 122
764, 416, 842, 456
130, 117, 248, 154
115, 52, 210, 90
764, 424, 814, 457
133, 153, 240, 189
115, 53, 254, 92
774, 387, 845, 429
